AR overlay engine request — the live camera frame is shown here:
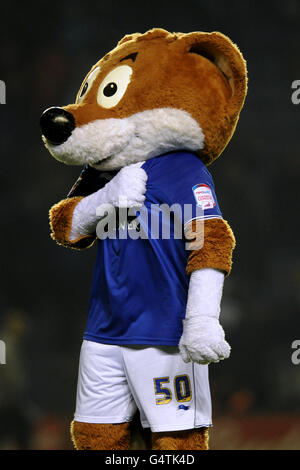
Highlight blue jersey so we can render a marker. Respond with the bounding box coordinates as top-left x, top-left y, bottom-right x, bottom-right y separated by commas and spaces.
83, 151, 222, 346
